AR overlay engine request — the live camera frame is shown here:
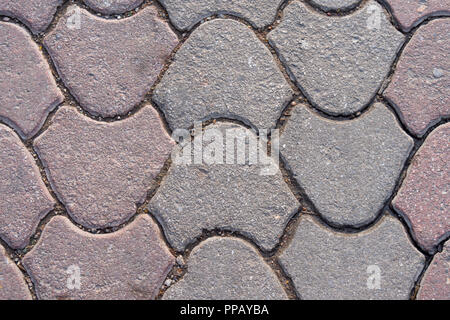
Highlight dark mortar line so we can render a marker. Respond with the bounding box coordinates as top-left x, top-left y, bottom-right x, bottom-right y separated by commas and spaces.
302, 0, 366, 15
266, 259, 300, 300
